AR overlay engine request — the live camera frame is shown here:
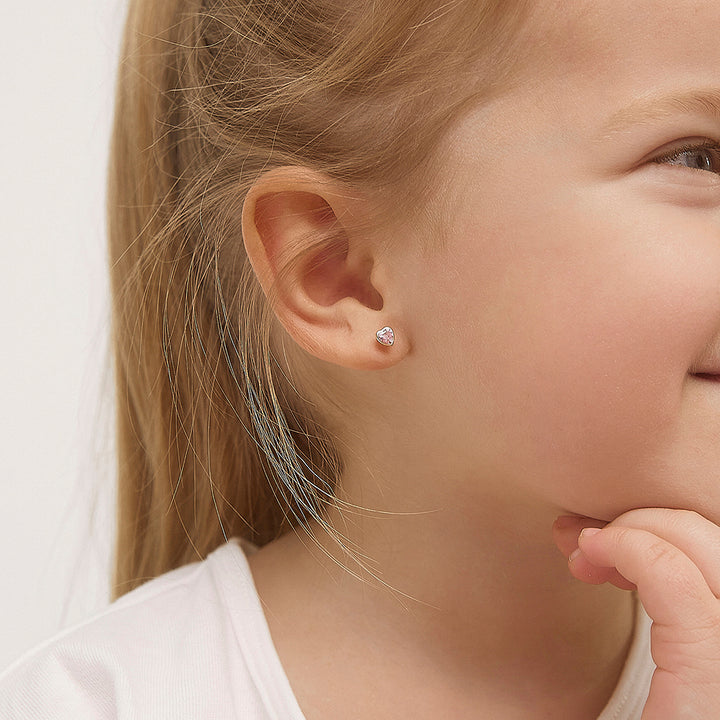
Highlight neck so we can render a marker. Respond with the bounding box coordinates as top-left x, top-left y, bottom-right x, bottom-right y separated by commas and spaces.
250, 445, 635, 716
